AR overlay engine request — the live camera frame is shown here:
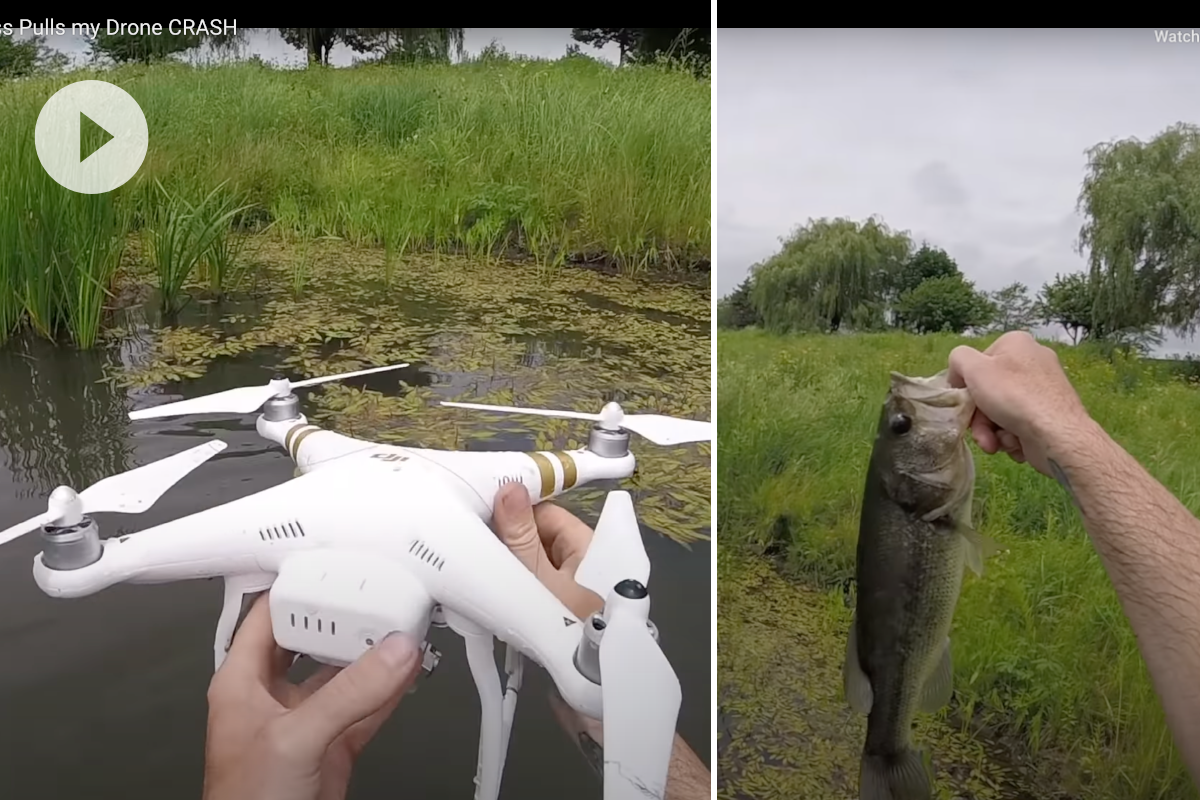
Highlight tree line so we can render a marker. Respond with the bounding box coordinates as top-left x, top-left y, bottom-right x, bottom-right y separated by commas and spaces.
720, 122, 1200, 353
0, 27, 709, 75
